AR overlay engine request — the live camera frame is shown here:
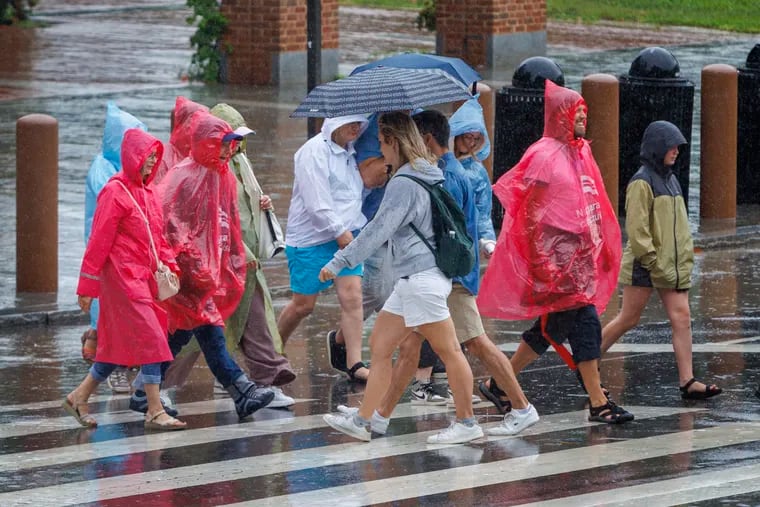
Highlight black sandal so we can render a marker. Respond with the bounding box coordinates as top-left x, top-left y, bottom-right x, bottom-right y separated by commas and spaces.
575, 369, 610, 399
588, 401, 629, 424
680, 378, 722, 400
478, 377, 512, 414
346, 361, 369, 383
